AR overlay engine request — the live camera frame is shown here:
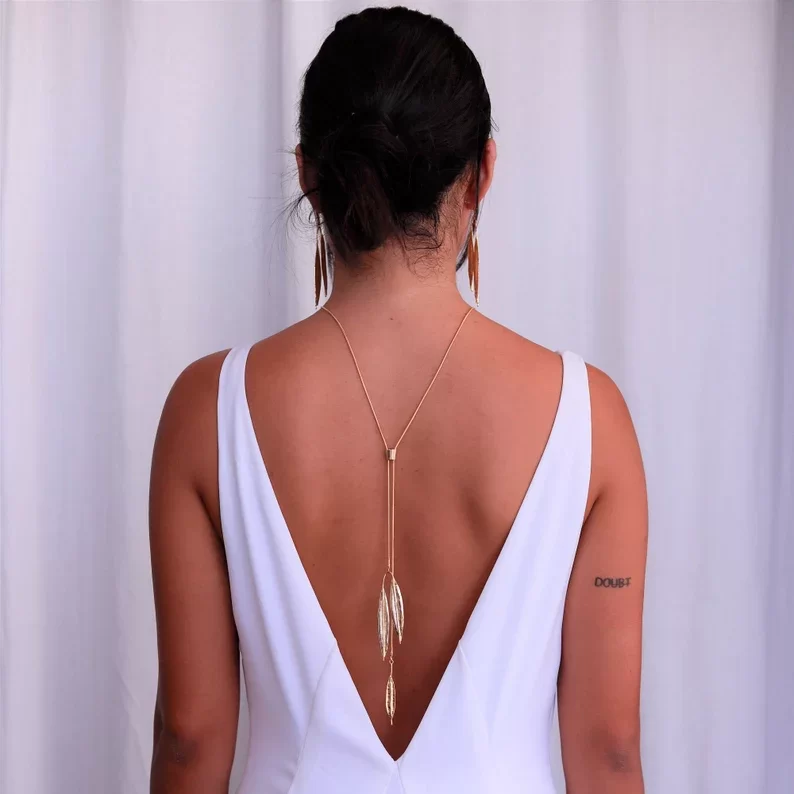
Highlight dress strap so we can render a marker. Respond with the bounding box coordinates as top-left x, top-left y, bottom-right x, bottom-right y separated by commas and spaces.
560, 350, 592, 486
216, 344, 254, 525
